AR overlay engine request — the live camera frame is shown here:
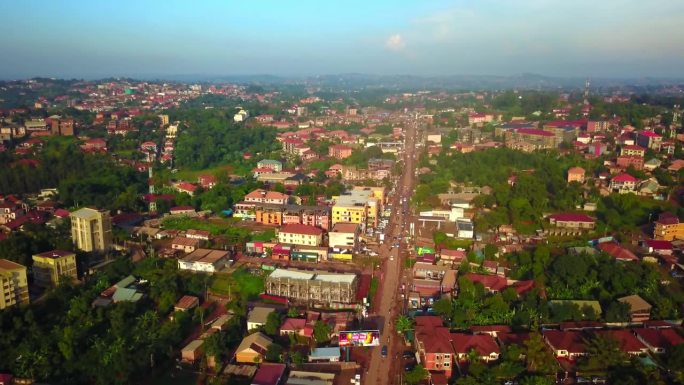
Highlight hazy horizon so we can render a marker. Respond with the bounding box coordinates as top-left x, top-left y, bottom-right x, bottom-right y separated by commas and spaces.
1, 0, 683, 79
